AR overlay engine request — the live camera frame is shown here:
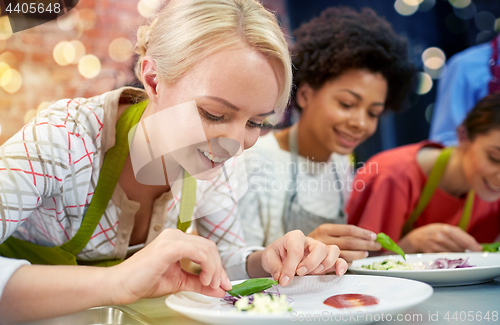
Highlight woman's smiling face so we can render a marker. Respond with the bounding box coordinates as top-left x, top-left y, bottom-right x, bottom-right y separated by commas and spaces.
462, 129, 500, 202
145, 45, 281, 180
298, 69, 388, 156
